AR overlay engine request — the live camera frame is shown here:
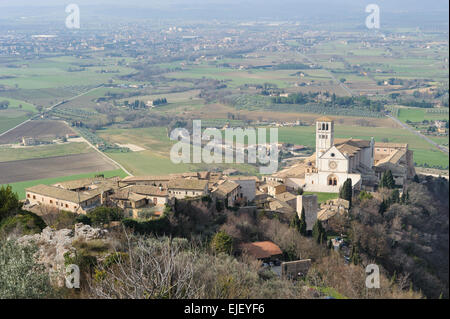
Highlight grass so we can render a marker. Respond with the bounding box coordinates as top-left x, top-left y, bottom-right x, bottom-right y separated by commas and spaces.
397, 107, 449, 122
0, 96, 36, 113
2, 169, 128, 199
0, 142, 91, 162
0, 114, 28, 134
304, 192, 339, 203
